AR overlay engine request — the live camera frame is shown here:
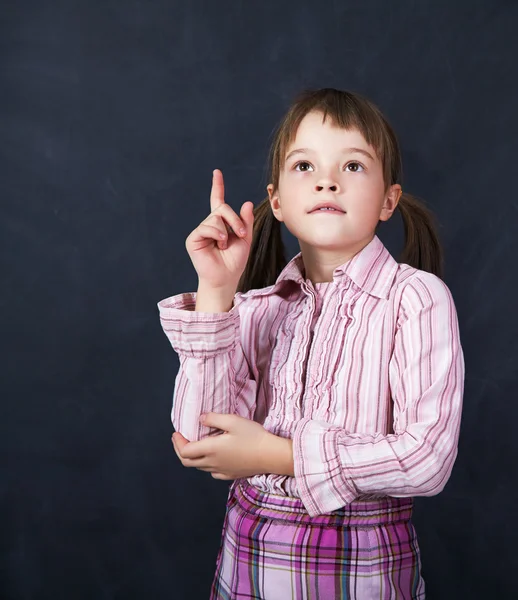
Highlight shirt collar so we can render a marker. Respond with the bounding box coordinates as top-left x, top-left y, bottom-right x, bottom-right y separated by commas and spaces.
244, 235, 399, 300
